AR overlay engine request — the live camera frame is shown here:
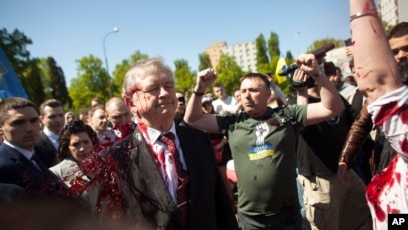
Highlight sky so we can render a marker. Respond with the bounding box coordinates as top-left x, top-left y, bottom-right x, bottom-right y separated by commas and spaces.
1, 0, 353, 87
